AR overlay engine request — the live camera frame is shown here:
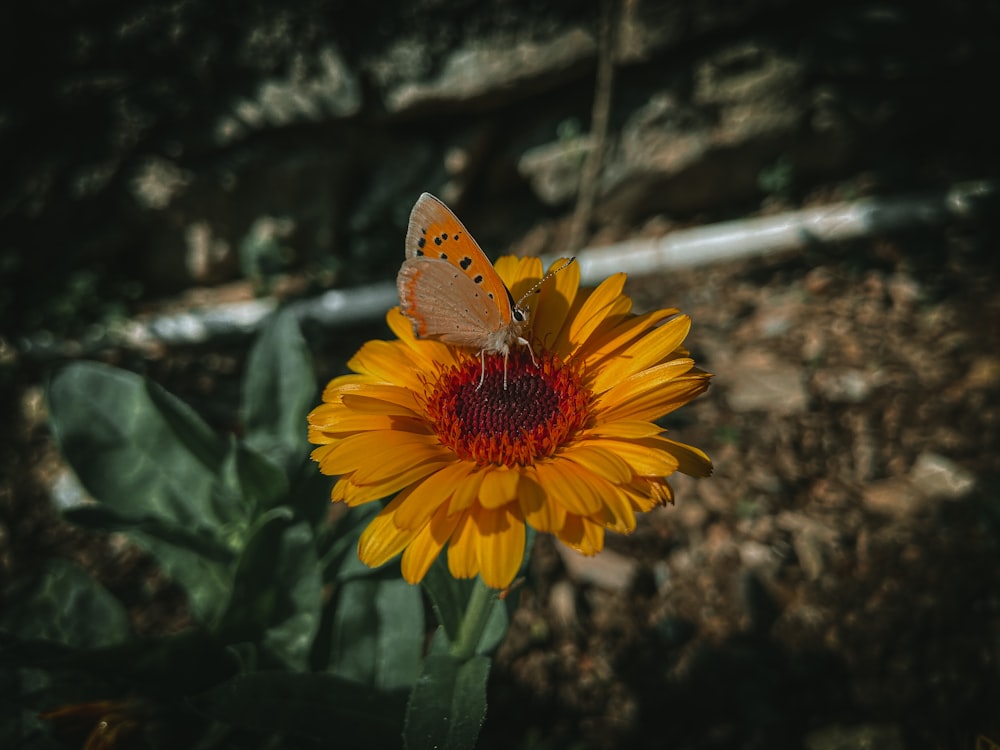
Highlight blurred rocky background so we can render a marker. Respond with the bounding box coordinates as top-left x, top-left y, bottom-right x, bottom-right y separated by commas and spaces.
2, 1, 999, 749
